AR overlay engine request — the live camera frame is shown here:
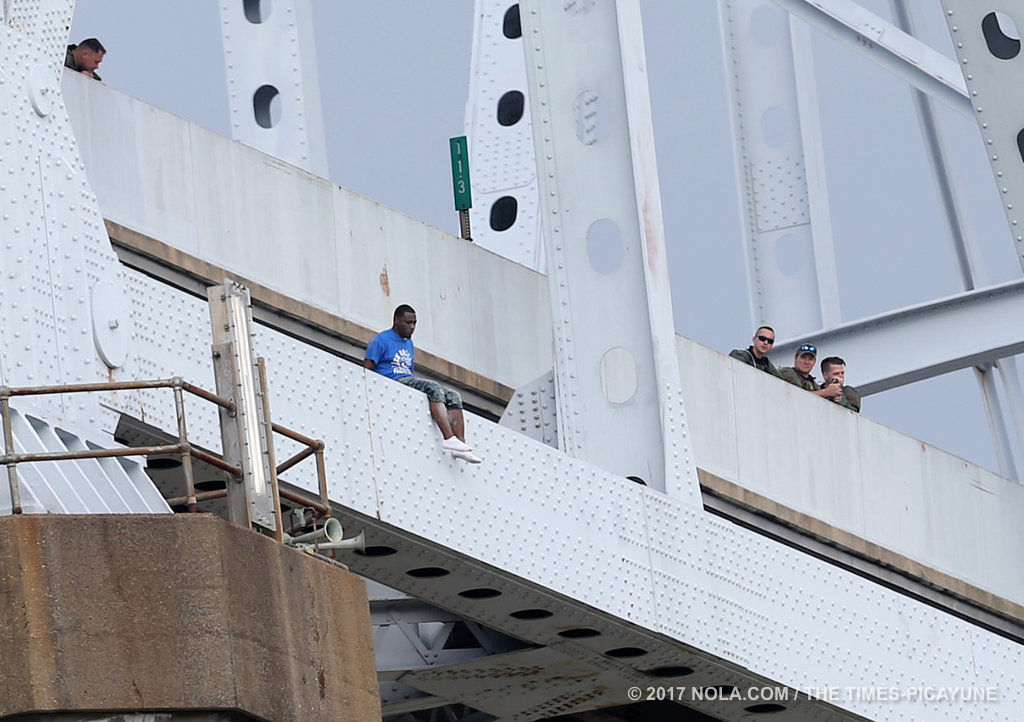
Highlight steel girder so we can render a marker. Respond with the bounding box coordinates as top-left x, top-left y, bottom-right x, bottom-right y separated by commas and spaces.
773, 0, 972, 117
464, 0, 543, 269
518, 0, 698, 500
937, 1, 1024, 275
772, 279, 1024, 394
216, 0, 328, 177
108, 267, 1024, 721
719, 0, 841, 334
